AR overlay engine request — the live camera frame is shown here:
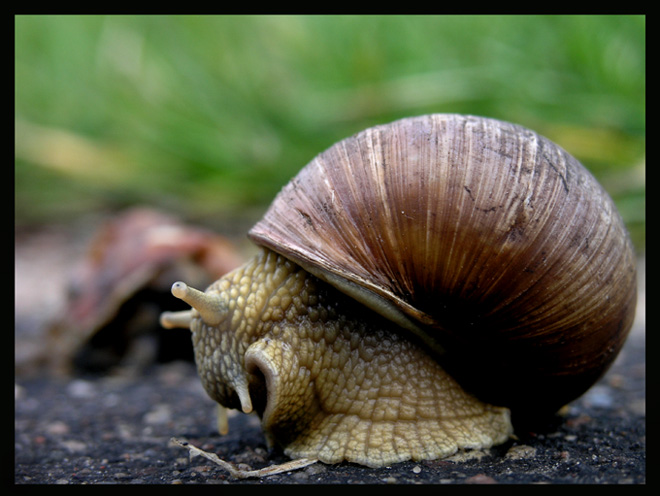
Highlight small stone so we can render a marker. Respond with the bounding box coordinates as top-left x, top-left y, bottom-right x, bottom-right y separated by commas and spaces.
292, 470, 309, 481
583, 385, 614, 408
46, 420, 70, 435
143, 404, 172, 425
61, 439, 87, 453
304, 463, 326, 476
505, 445, 537, 460
465, 473, 497, 484
67, 379, 96, 398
